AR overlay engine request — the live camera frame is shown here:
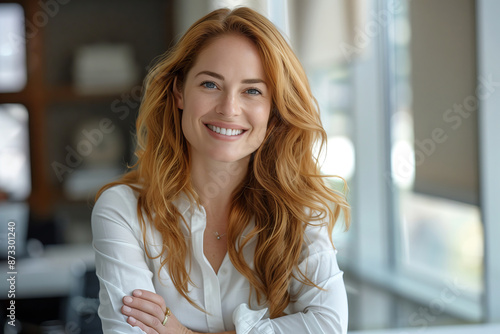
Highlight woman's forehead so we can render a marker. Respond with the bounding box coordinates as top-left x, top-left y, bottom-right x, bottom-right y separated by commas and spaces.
188, 34, 267, 81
